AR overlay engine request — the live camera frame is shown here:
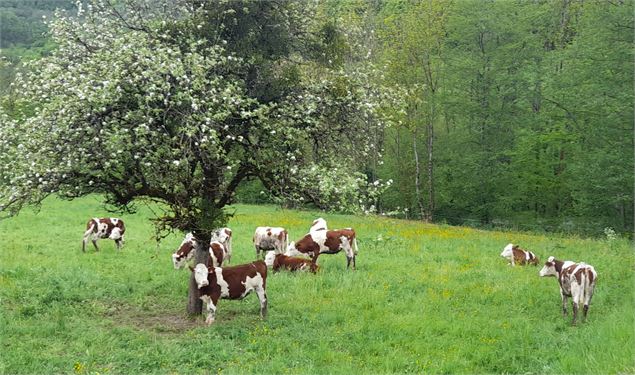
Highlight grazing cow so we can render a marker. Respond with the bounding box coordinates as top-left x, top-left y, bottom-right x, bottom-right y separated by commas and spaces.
211, 227, 233, 263
500, 243, 539, 266
82, 218, 125, 252
192, 261, 268, 325
539, 256, 597, 325
172, 233, 227, 269
253, 227, 288, 258
286, 228, 358, 269
264, 251, 318, 273
310, 218, 328, 232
